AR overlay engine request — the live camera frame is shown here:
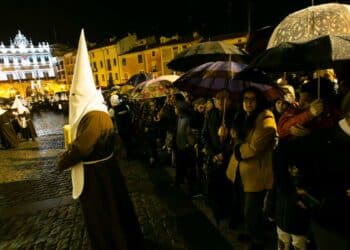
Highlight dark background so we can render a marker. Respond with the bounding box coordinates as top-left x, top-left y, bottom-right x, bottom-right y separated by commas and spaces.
1, 0, 349, 46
